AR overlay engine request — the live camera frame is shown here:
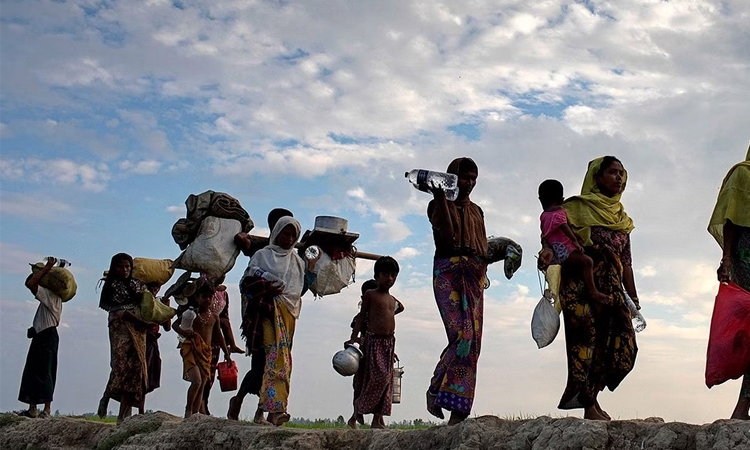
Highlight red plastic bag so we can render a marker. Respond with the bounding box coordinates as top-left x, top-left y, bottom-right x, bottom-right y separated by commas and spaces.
217, 360, 238, 392
705, 282, 750, 388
